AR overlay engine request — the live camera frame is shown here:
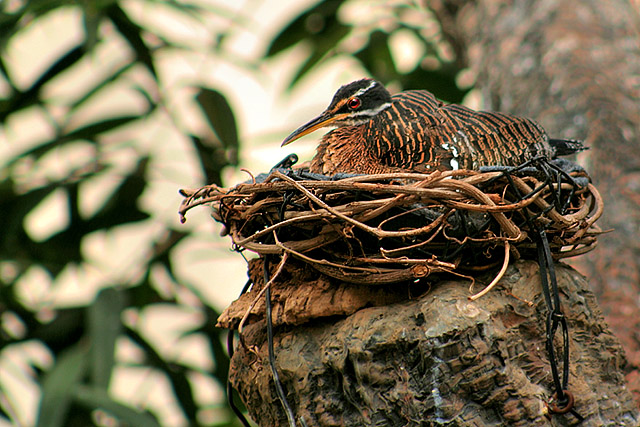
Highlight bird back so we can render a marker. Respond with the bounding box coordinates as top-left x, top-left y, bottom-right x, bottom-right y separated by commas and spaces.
367, 90, 556, 172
